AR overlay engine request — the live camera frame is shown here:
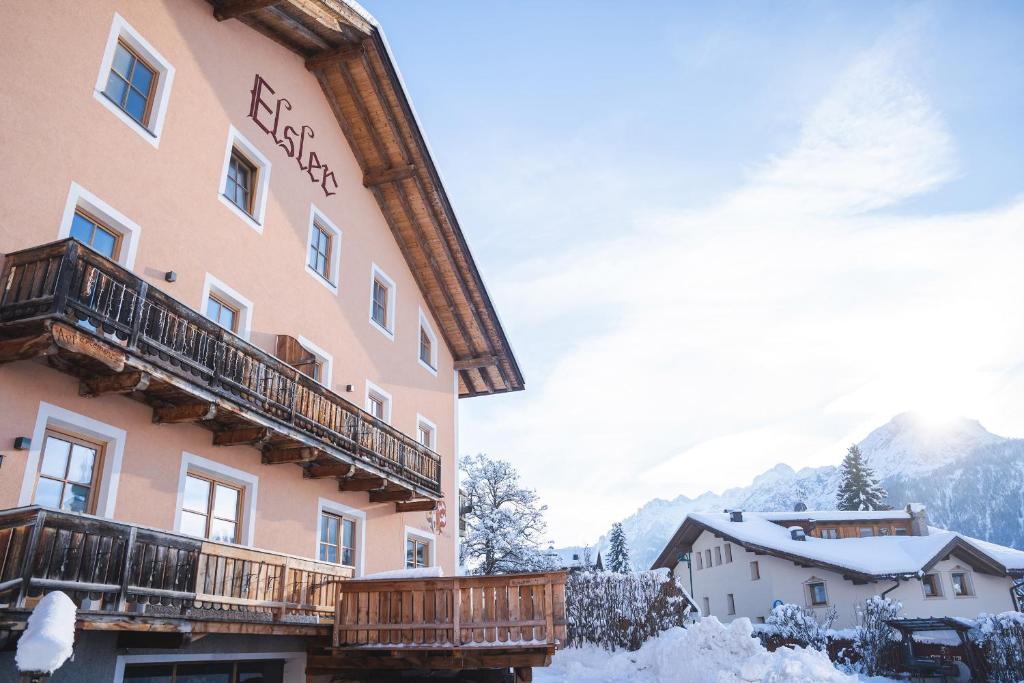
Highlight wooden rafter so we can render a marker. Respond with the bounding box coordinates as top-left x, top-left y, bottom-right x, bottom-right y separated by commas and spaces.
213, 0, 281, 21
79, 371, 150, 397
213, 427, 271, 447
153, 402, 217, 424
338, 477, 385, 492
